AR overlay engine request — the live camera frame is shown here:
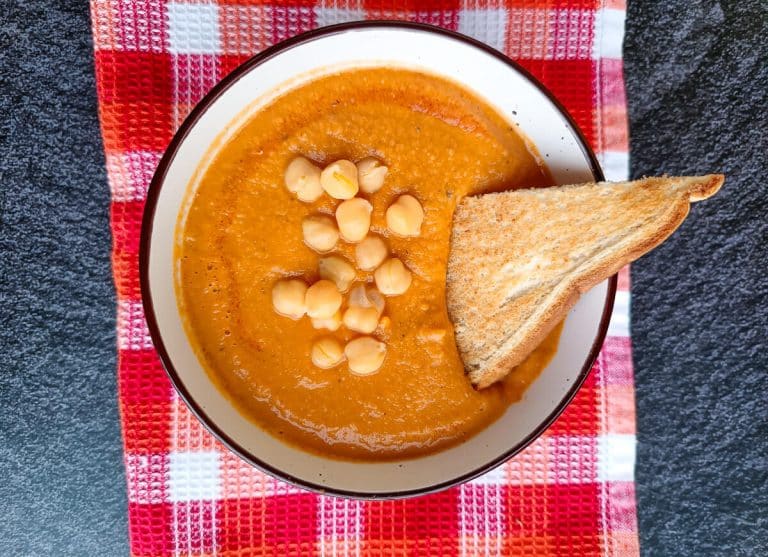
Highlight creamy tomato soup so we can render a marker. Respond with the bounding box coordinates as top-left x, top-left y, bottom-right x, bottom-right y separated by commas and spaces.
176, 68, 561, 460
